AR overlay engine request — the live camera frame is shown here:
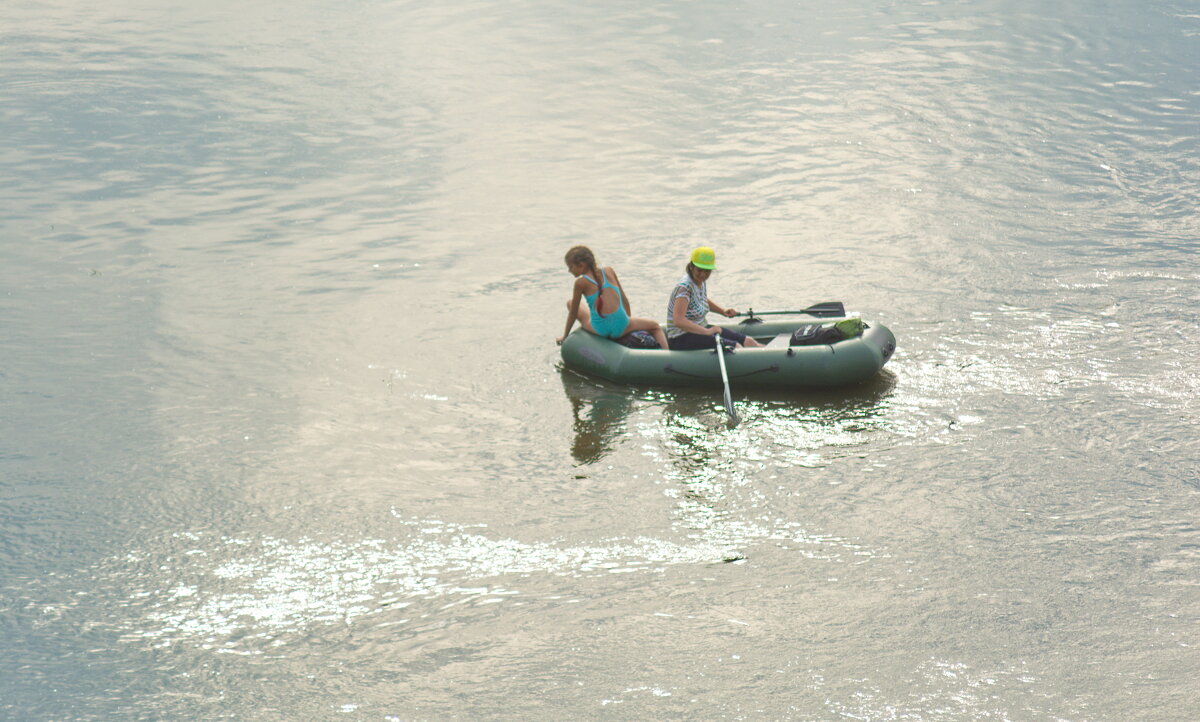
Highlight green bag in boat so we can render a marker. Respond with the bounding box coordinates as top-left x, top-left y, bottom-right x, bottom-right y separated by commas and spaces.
790, 317, 868, 346
833, 317, 867, 338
